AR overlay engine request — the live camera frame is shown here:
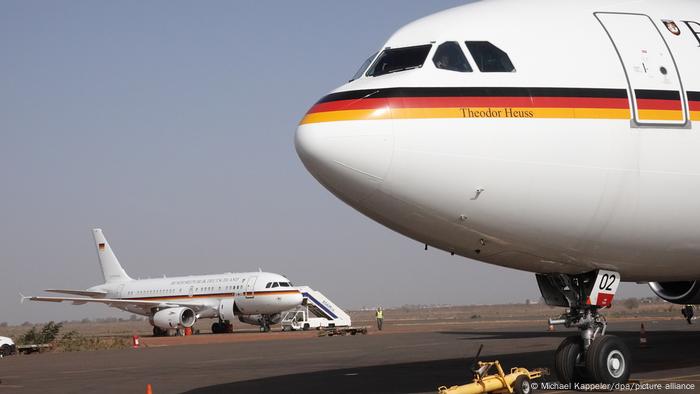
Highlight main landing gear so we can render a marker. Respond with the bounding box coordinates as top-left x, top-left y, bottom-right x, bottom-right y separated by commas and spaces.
153, 326, 167, 337
537, 270, 631, 385
211, 320, 233, 334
